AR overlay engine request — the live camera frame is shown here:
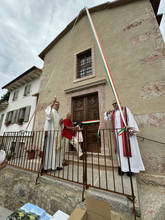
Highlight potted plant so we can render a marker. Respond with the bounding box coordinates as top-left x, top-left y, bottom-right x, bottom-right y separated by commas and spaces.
6, 152, 15, 161
18, 118, 24, 125
26, 146, 36, 159
5, 121, 11, 127
39, 150, 43, 158
27, 149, 35, 159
